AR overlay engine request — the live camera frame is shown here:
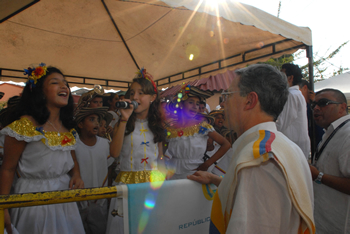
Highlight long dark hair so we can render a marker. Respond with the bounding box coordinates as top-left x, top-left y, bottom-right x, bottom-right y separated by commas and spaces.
11, 67, 75, 129
125, 78, 165, 143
